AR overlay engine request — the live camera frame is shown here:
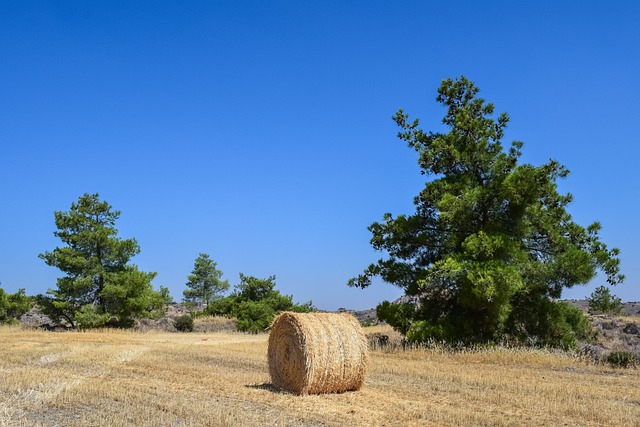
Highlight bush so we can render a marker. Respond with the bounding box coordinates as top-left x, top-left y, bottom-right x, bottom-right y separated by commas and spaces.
204, 297, 235, 317
377, 301, 417, 336
606, 351, 637, 368
175, 315, 194, 332
201, 274, 314, 333
0, 288, 34, 325
235, 300, 275, 333
506, 295, 595, 350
